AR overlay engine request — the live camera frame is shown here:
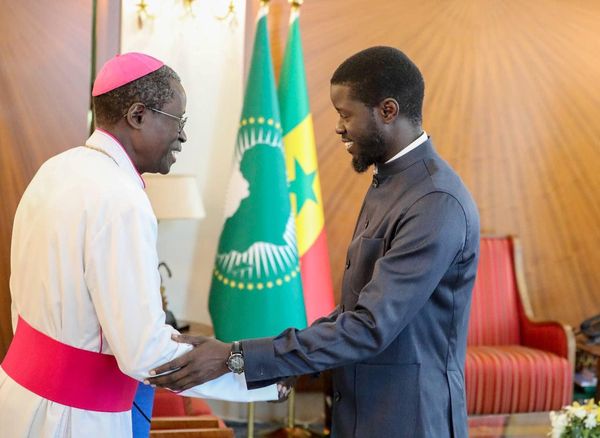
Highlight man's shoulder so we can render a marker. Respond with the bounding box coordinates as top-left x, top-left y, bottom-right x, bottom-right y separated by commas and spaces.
413, 155, 475, 206
48, 146, 140, 190
32, 147, 149, 216
384, 154, 478, 228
